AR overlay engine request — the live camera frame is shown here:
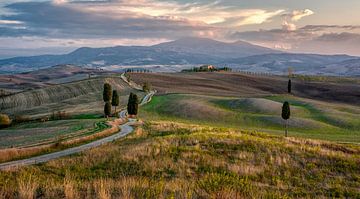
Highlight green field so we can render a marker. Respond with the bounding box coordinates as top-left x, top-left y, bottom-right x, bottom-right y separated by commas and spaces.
0, 116, 108, 149
140, 94, 360, 143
